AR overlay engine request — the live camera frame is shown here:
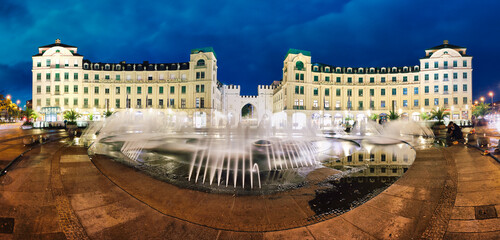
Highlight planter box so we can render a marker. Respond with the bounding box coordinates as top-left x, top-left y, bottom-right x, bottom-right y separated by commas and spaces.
21, 125, 33, 130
